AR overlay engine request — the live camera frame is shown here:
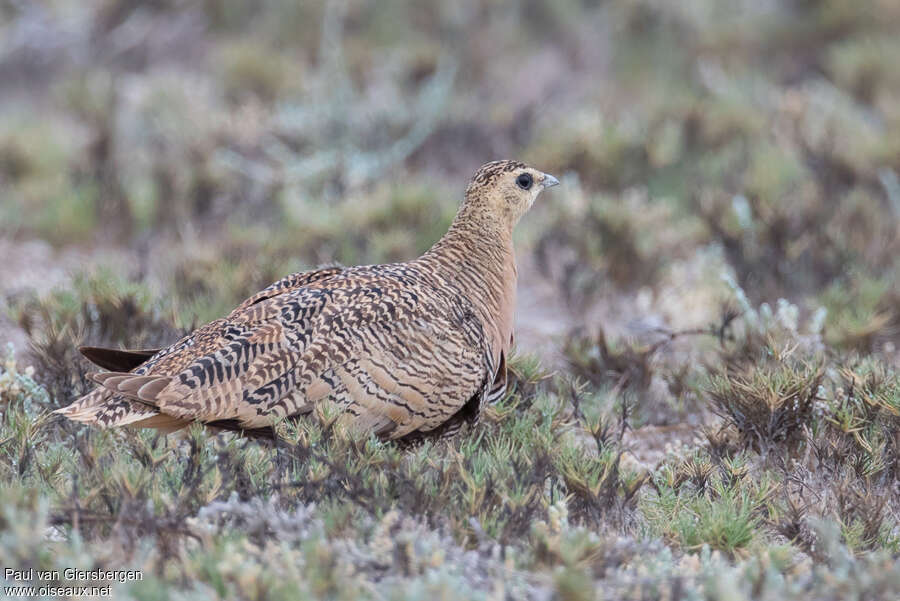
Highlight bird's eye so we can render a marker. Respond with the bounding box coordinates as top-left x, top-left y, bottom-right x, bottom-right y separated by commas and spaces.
516, 173, 533, 190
